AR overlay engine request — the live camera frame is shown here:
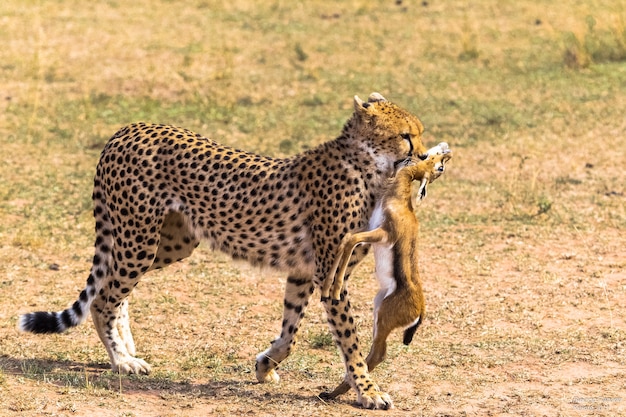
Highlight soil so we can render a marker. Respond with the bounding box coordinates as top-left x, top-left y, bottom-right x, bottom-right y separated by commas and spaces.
1, 221, 624, 416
